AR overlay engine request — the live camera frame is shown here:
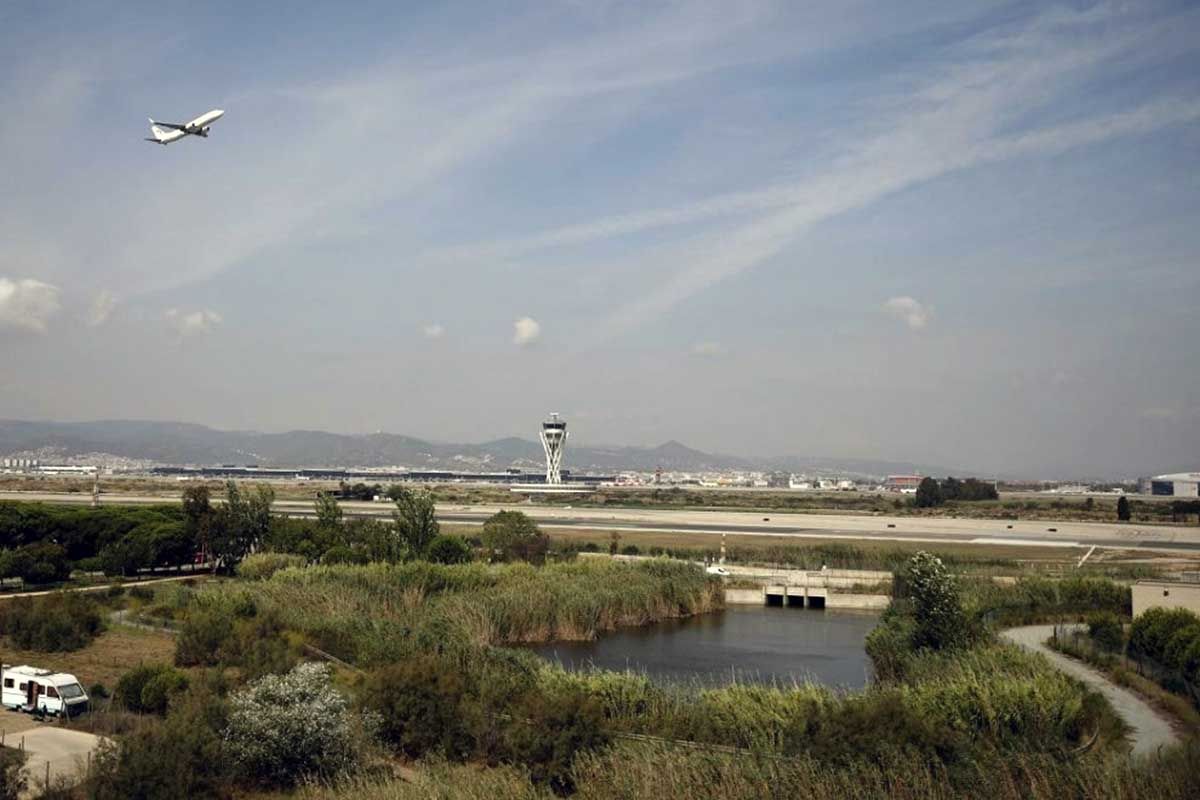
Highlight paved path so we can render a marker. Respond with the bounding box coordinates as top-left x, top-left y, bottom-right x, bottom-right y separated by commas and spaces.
0, 573, 203, 601
1000, 625, 1179, 758
18, 726, 106, 798
0, 712, 106, 798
